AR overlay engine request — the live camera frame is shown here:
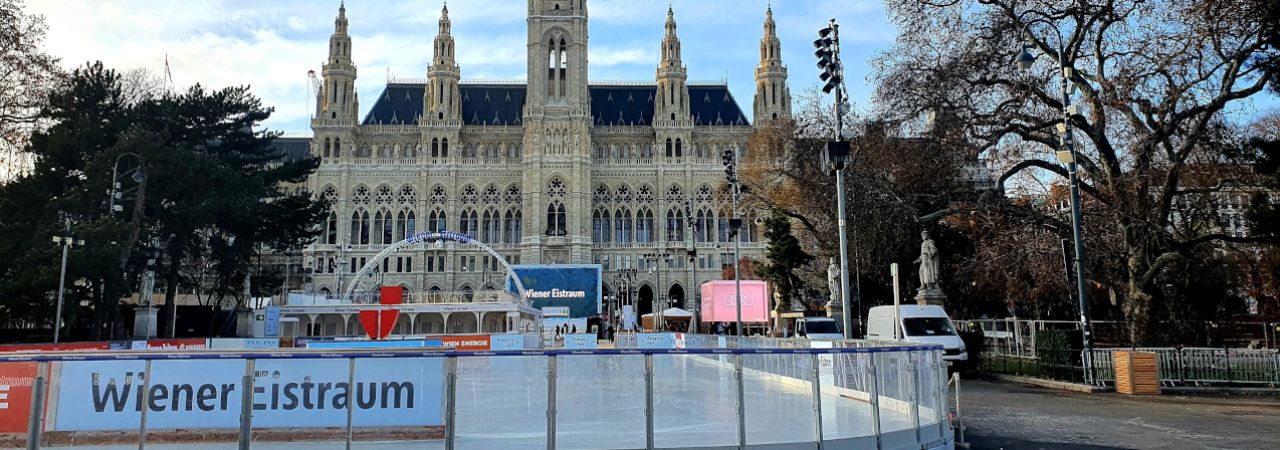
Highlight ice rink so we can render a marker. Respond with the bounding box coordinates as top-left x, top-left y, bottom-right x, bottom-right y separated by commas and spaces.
38, 352, 945, 450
